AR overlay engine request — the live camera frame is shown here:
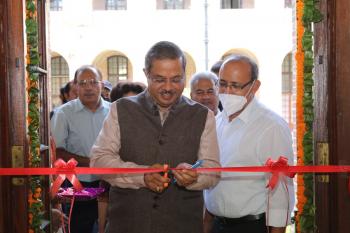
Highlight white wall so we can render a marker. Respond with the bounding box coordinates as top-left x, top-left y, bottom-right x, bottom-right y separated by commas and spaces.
49, 0, 292, 115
